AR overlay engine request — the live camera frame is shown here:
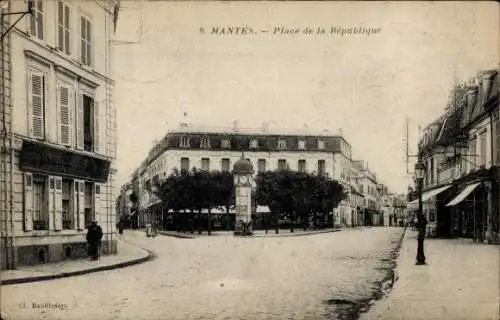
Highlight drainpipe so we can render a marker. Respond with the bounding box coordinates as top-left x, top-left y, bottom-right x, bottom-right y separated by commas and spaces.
487, 109, 495, 243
